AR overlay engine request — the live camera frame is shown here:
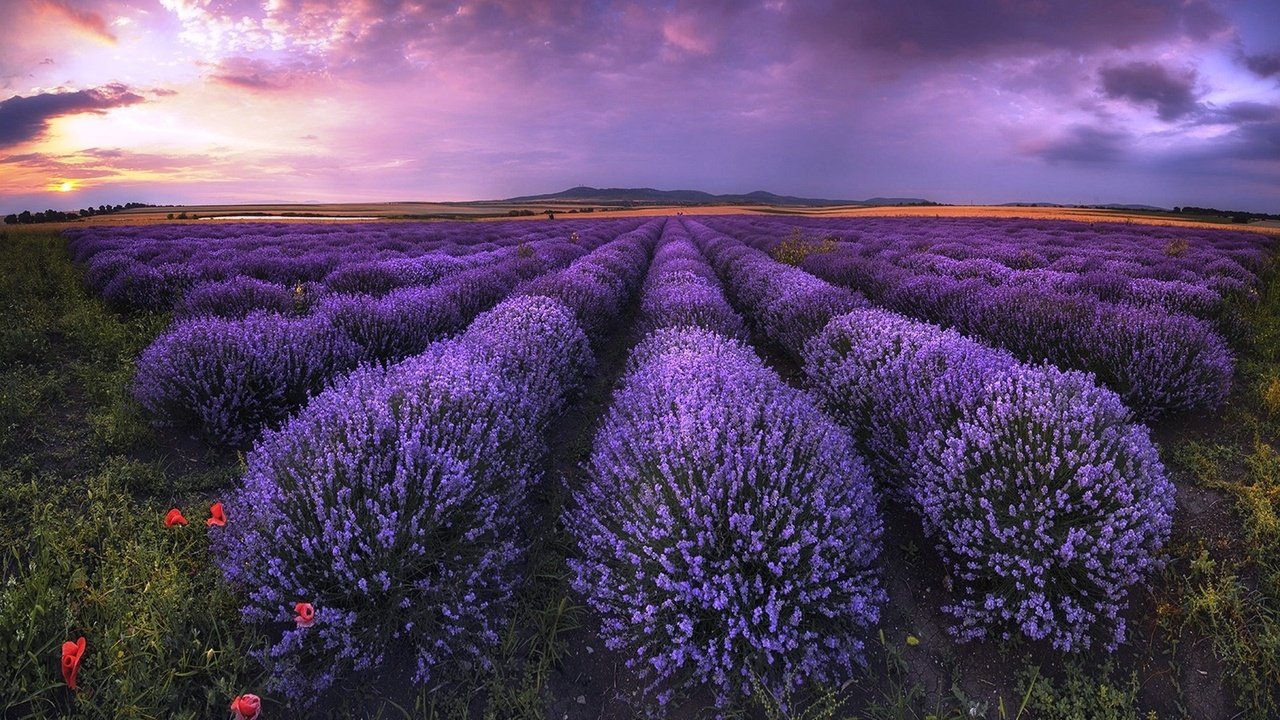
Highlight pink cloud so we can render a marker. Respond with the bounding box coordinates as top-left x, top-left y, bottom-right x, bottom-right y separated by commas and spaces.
36, 0, 117, 44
